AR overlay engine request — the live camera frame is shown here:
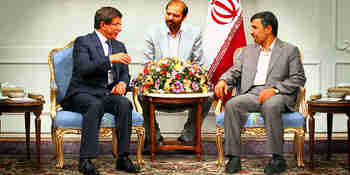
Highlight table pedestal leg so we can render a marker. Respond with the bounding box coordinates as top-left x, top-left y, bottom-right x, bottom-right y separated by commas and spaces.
347, 113, 350, 169
150, 102, 156, 161
34, 111, 42, 169
196, 102, 202, 162
309, 112, 315, 169
327, 113, 333, 160
25, 112, 30, 160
